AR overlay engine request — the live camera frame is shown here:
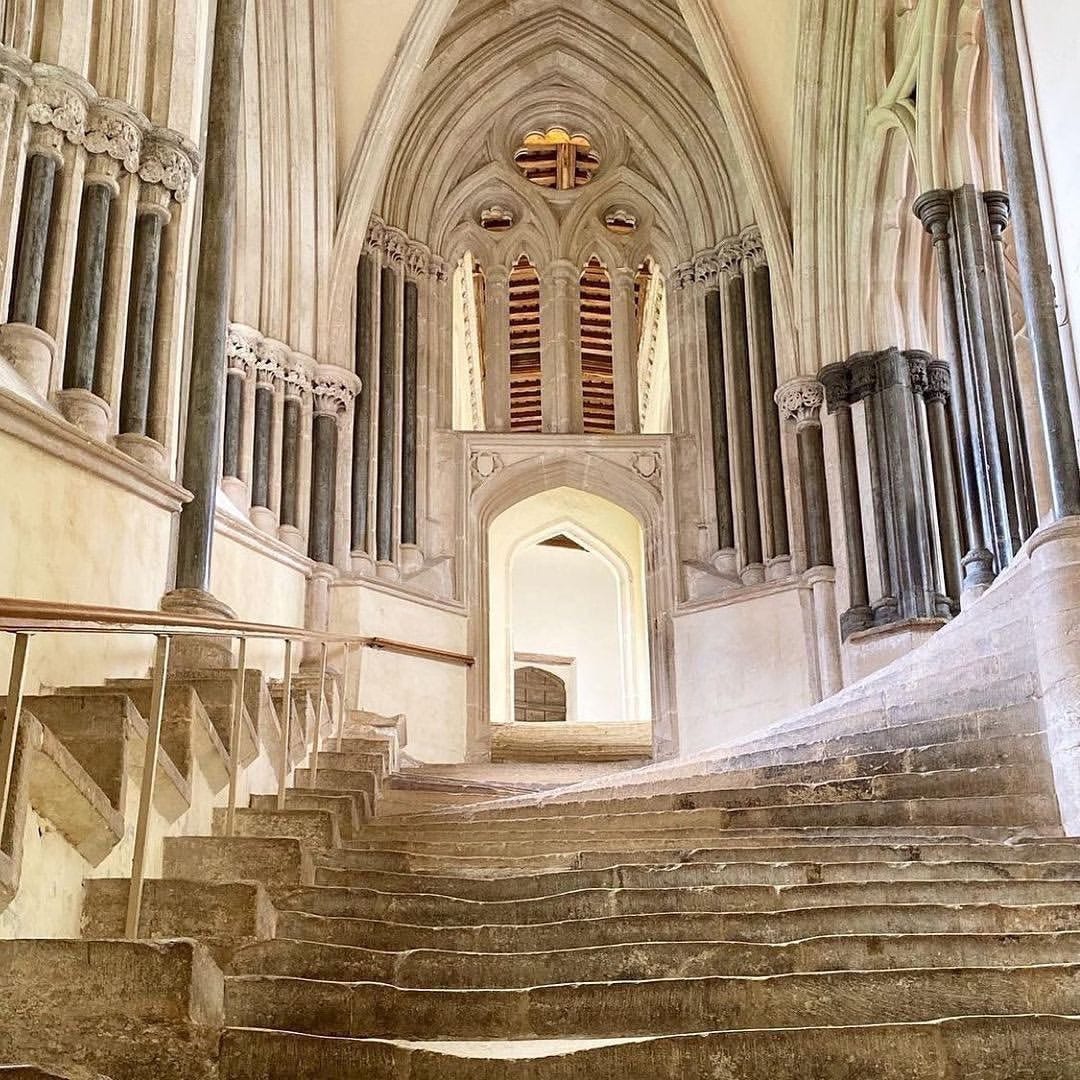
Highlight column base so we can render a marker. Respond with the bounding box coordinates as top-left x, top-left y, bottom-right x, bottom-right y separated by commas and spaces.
839, 604, 875, 640
961, 547, 996, 597
277, 524, 305, 553
350, 551, 376, 576
842, 616, 947, 685
711, 548, 738, 576
221, 475, 249, 512
399, 543, 424, 574
765, 555, 792, 581
249, 505, 277, 535
159, 587, 237, 669
0, 322, 55, 398
739, 562, 765, 586
114, 432, 168, 474
805, 565, 842, 698
56, 387, 110, 440
375, 560, 400, 583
